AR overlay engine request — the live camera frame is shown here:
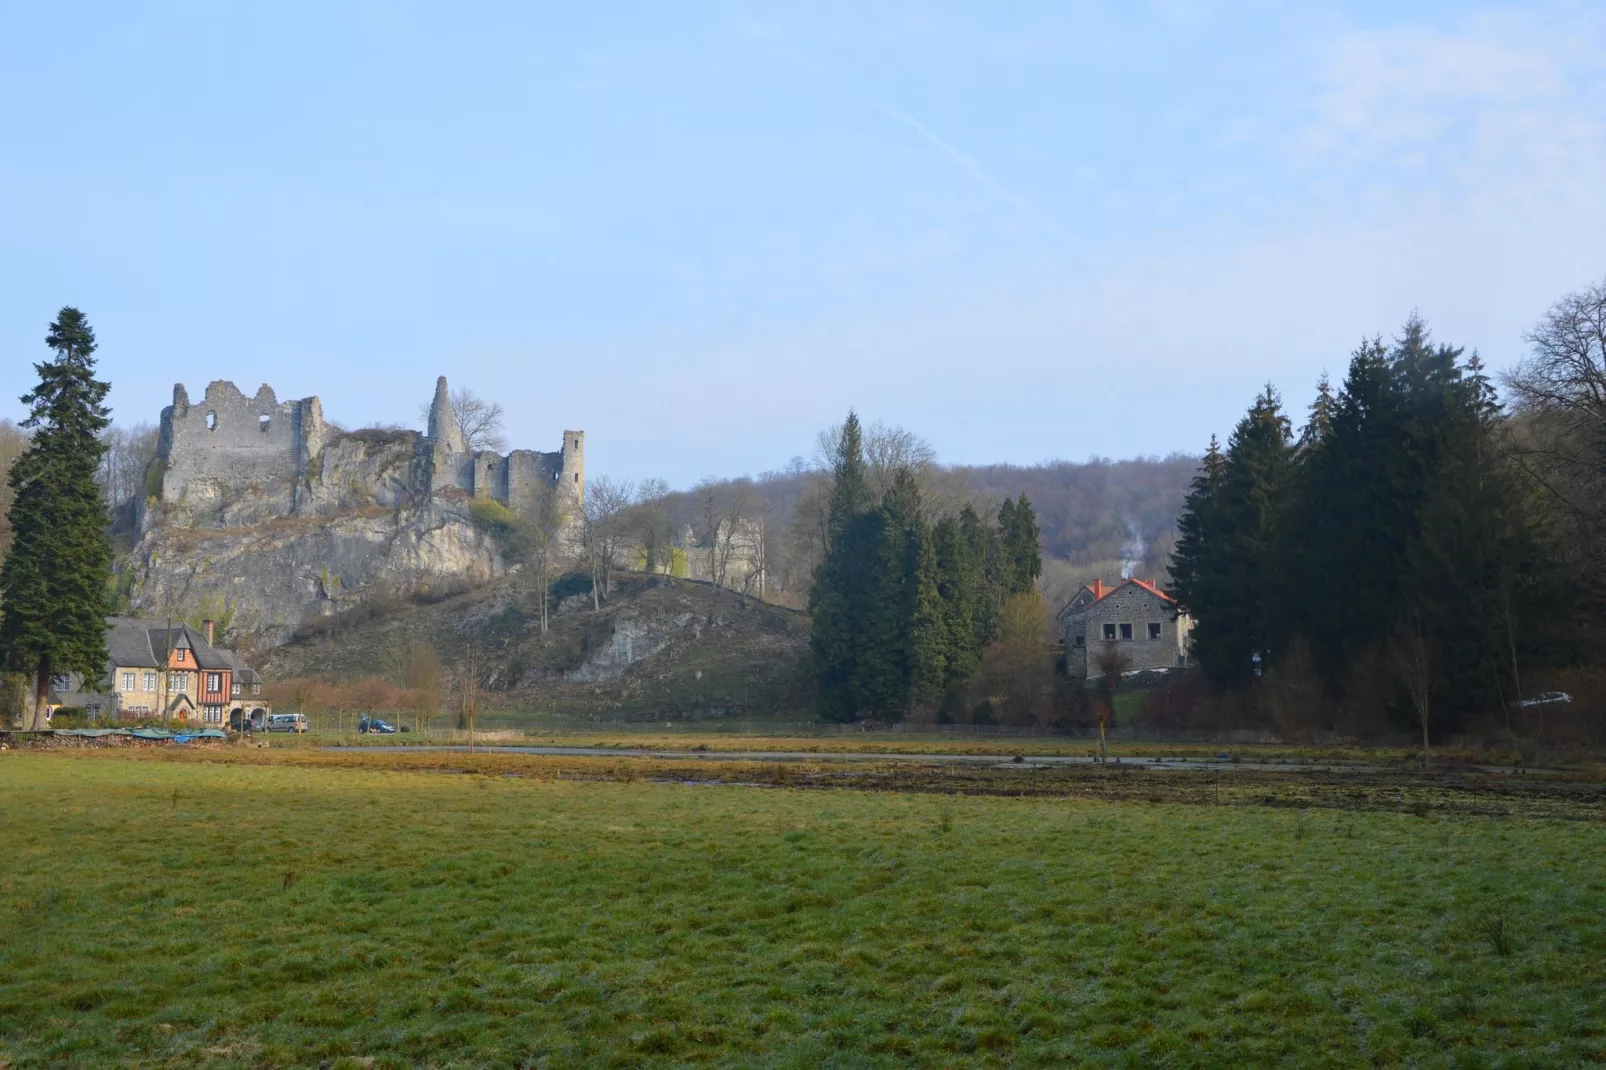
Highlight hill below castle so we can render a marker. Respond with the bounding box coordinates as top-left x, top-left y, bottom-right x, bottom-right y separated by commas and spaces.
260, 572, 812, 723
